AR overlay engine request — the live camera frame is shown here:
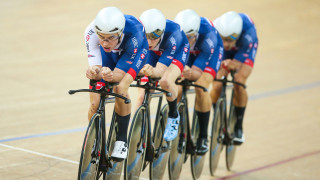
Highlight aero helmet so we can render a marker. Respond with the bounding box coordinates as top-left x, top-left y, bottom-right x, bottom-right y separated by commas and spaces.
94, 7, 125, 35
213, 11, 243, 40
139, 9, 166, 40
174, 9, 201, 35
